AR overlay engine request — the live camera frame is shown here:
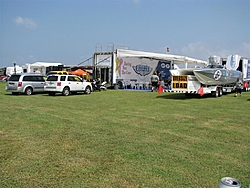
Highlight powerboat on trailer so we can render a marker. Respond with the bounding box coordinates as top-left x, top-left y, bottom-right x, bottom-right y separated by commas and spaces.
170, 54, 242, 85
193, 67, 242, 85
